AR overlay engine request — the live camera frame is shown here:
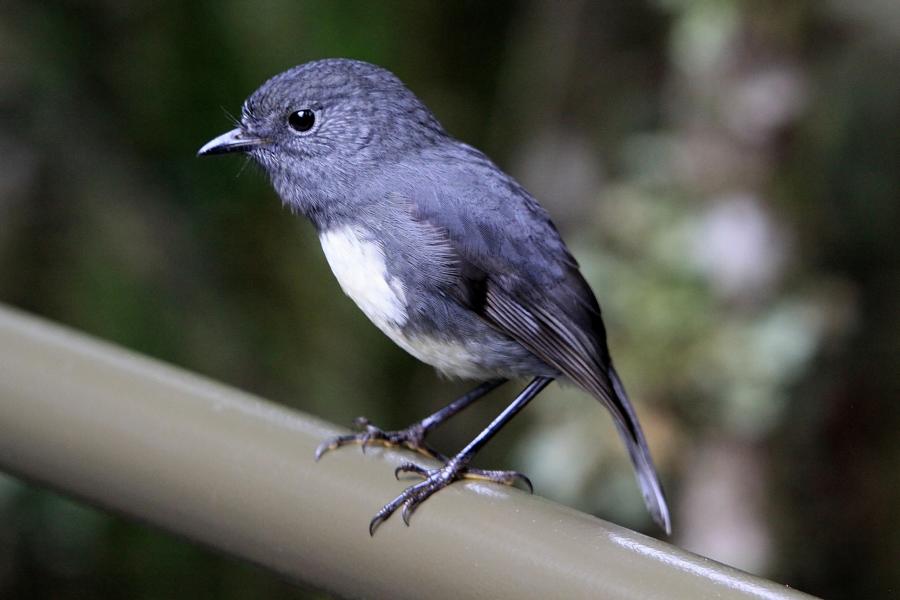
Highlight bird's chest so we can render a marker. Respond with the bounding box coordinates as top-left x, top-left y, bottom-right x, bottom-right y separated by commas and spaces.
318, 226, 410, 332
317, 225, 487, 379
